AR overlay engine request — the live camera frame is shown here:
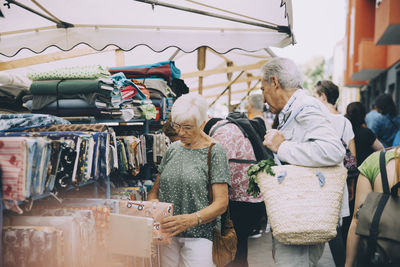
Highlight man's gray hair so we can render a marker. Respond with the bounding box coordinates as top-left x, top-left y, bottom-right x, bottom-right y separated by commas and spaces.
261, 57, 303, 89
248, 94, 264, 111
171, 92, 208, 127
